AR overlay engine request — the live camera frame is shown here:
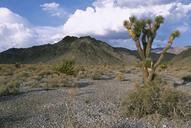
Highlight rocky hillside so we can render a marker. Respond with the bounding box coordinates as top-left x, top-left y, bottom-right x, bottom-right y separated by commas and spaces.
172, 48, 191, 65
152, 47, 189, 55
0, 36, 138, 65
